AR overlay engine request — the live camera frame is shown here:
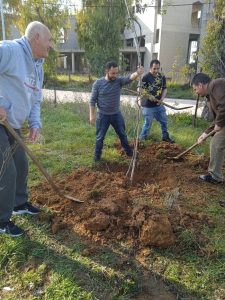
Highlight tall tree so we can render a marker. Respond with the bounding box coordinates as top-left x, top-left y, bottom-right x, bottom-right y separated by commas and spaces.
200, 0, 225, 78
2, 0, 69, 80
76, 0, 134, 76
